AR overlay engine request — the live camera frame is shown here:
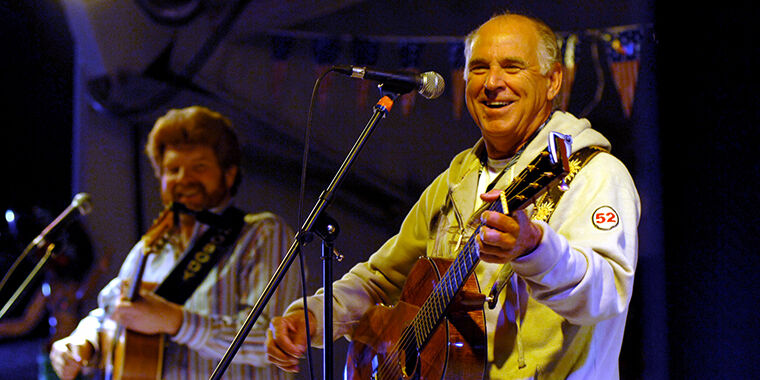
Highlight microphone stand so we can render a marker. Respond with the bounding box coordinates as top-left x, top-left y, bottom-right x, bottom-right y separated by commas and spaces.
0, 194, 91, 319
0, 242, 56, 320
209, 89, 401, 380
312, 212, 340, 380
